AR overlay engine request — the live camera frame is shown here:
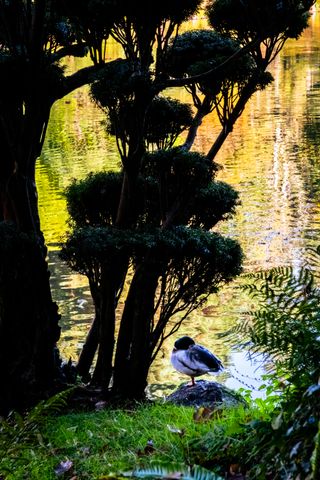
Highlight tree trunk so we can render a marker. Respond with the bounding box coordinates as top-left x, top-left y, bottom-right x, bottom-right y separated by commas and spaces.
89, 254, 129, 389
0, 233, 61, 413
0, 170, 61, 414
113, 259, 161, 398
